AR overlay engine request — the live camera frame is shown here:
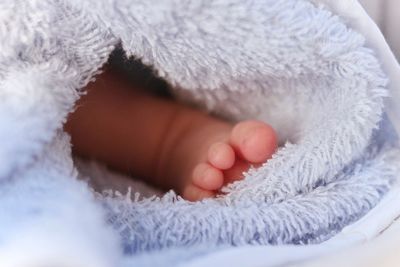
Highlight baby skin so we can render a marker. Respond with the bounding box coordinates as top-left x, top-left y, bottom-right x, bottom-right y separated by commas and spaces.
65, 69, 277, 201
